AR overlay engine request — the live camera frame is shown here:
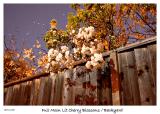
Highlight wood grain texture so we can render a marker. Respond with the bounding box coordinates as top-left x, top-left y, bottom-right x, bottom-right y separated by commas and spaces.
147, 44, 156, 104
30, 79, 41, 105
125, 51, 141, 105
117, 53, 124, 105
49, 73, 57, 105
134, 48, 155, 105
62, 70, 74, 105
98, 58, 112, 105
110, 52, 121, 105
53, 72, 64, 105
5, 86, 13, 105
118, 52, 133, 105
